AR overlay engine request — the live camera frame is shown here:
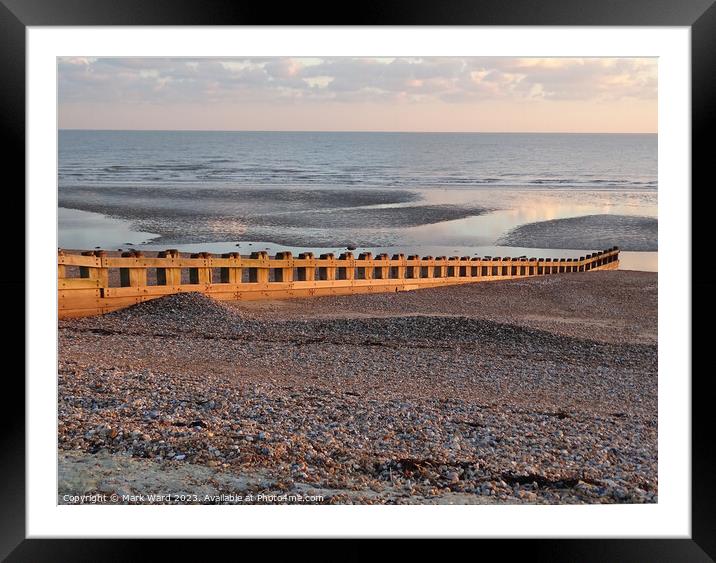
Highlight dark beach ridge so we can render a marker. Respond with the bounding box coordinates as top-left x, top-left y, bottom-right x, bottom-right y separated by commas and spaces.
58, 271, 657, 505
498, 214, 658, 252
